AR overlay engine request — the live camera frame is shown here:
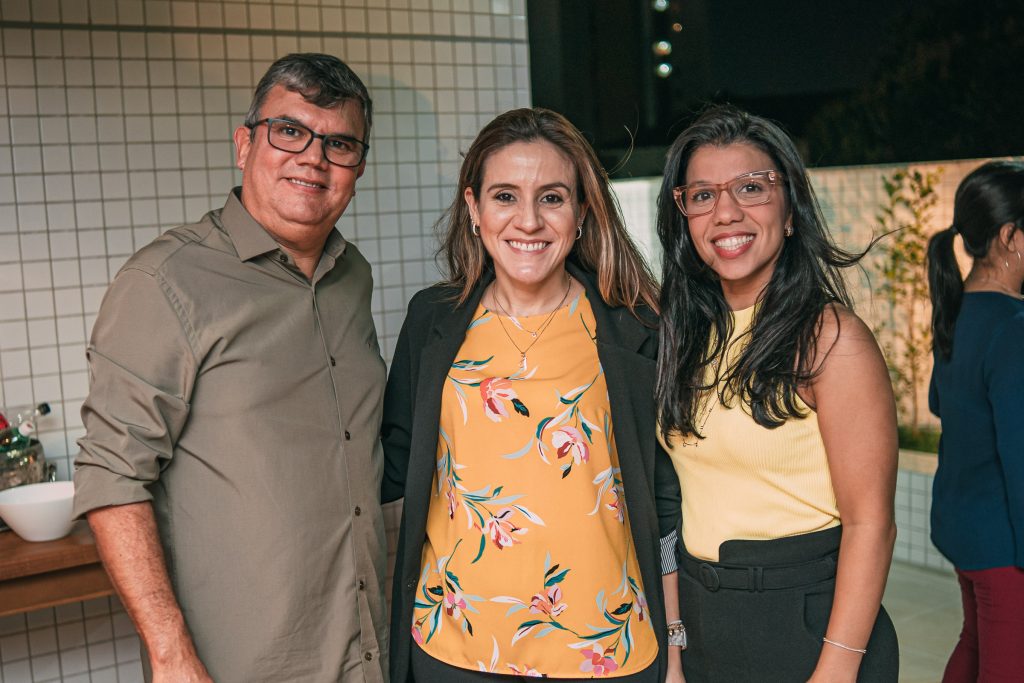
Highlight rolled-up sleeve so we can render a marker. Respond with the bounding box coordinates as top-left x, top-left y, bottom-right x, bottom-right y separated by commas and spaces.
73, 267, 197, 518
